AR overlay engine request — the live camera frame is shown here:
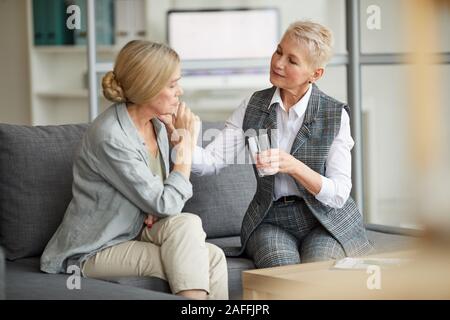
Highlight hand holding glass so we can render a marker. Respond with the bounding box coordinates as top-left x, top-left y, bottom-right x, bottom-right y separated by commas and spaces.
248, 134, 277, 177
